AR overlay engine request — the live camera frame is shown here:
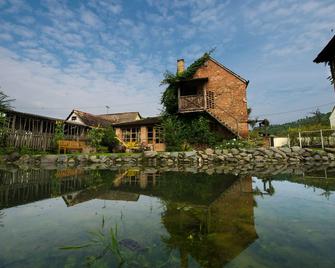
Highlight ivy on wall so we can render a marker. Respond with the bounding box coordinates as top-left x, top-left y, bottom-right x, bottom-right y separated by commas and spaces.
160, 50, 213, 115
